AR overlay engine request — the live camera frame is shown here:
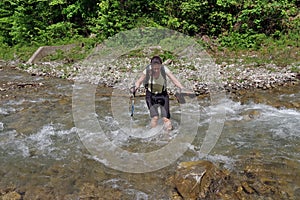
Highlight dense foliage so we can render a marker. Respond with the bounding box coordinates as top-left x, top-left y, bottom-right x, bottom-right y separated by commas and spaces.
0, 0, 299, 49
